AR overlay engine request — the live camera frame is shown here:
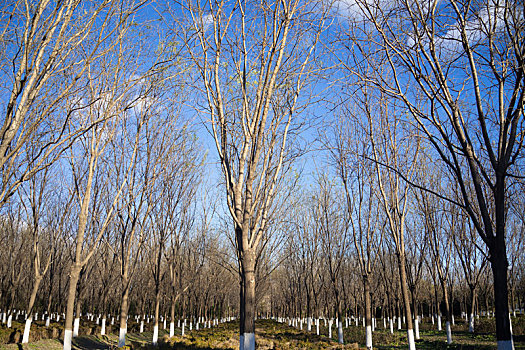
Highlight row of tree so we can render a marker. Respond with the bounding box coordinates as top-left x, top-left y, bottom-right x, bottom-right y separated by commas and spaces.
0, 0, 523, 350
